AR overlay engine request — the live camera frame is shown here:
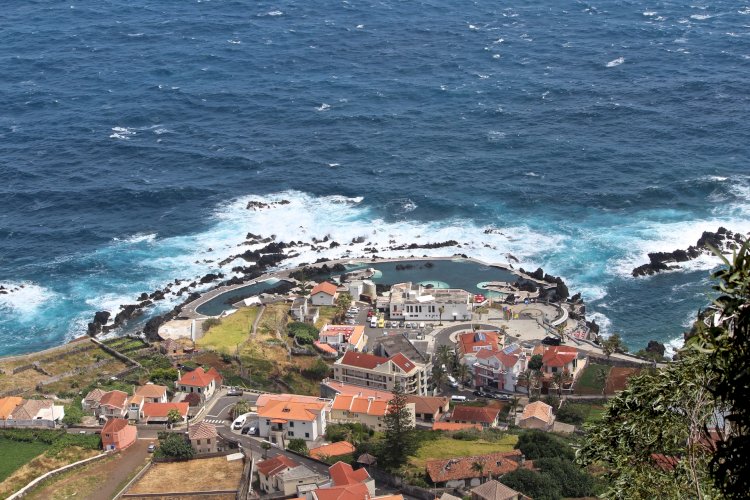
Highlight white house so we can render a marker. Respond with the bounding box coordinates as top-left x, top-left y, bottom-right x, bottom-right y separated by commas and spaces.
256, 394, 331, 446
176, 366, 223, 400
310, 282, 339, 306
388, 282, 472, 321
473, 345, 527, 392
